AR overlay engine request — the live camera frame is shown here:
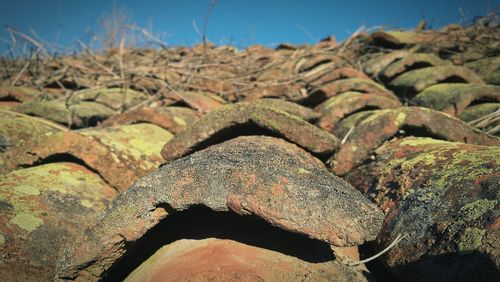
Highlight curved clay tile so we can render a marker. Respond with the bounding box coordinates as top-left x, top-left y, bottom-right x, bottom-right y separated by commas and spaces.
378, 53, 446, 82
463, 104, 500, 136
315, 92, 402, 132
0, 162, 116, 281
251, 98, 321, 121
344, 137, 500, 281
0, 110, 62, 154
57, 136, 383, 280
412, 83, 500, 116
0, 86, 41, 103
332, 111, 378, 138
161, 103, 339, 162
459, 103, 500, 122
99, 106, 200, 134
307, 67, 370, 89
465, 56, 500, 85
124, 238, 369, 282
162, 91, 227, 113
369, 30, 447, 48
389, 66, 484, 98
67, 87, 148, 111
363, 50, 410, 77
295, 53, 346, 72
241, 84, 306, 102
329, 107, 500, 175
14, 99, 115, 128
2, 124, 173, 190
190, 78, 236, 98
302, 78, 395, 106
